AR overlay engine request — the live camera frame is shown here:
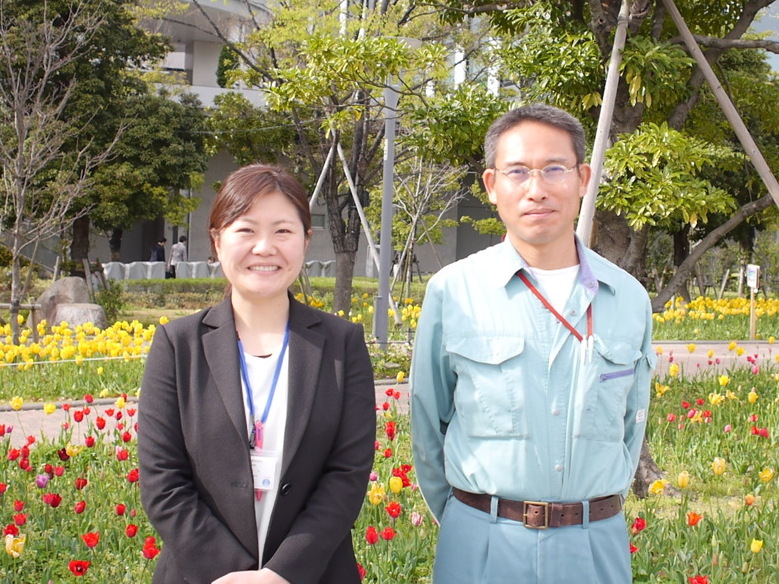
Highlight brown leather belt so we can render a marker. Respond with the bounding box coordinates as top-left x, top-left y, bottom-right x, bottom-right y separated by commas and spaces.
452, 487, 622, 529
